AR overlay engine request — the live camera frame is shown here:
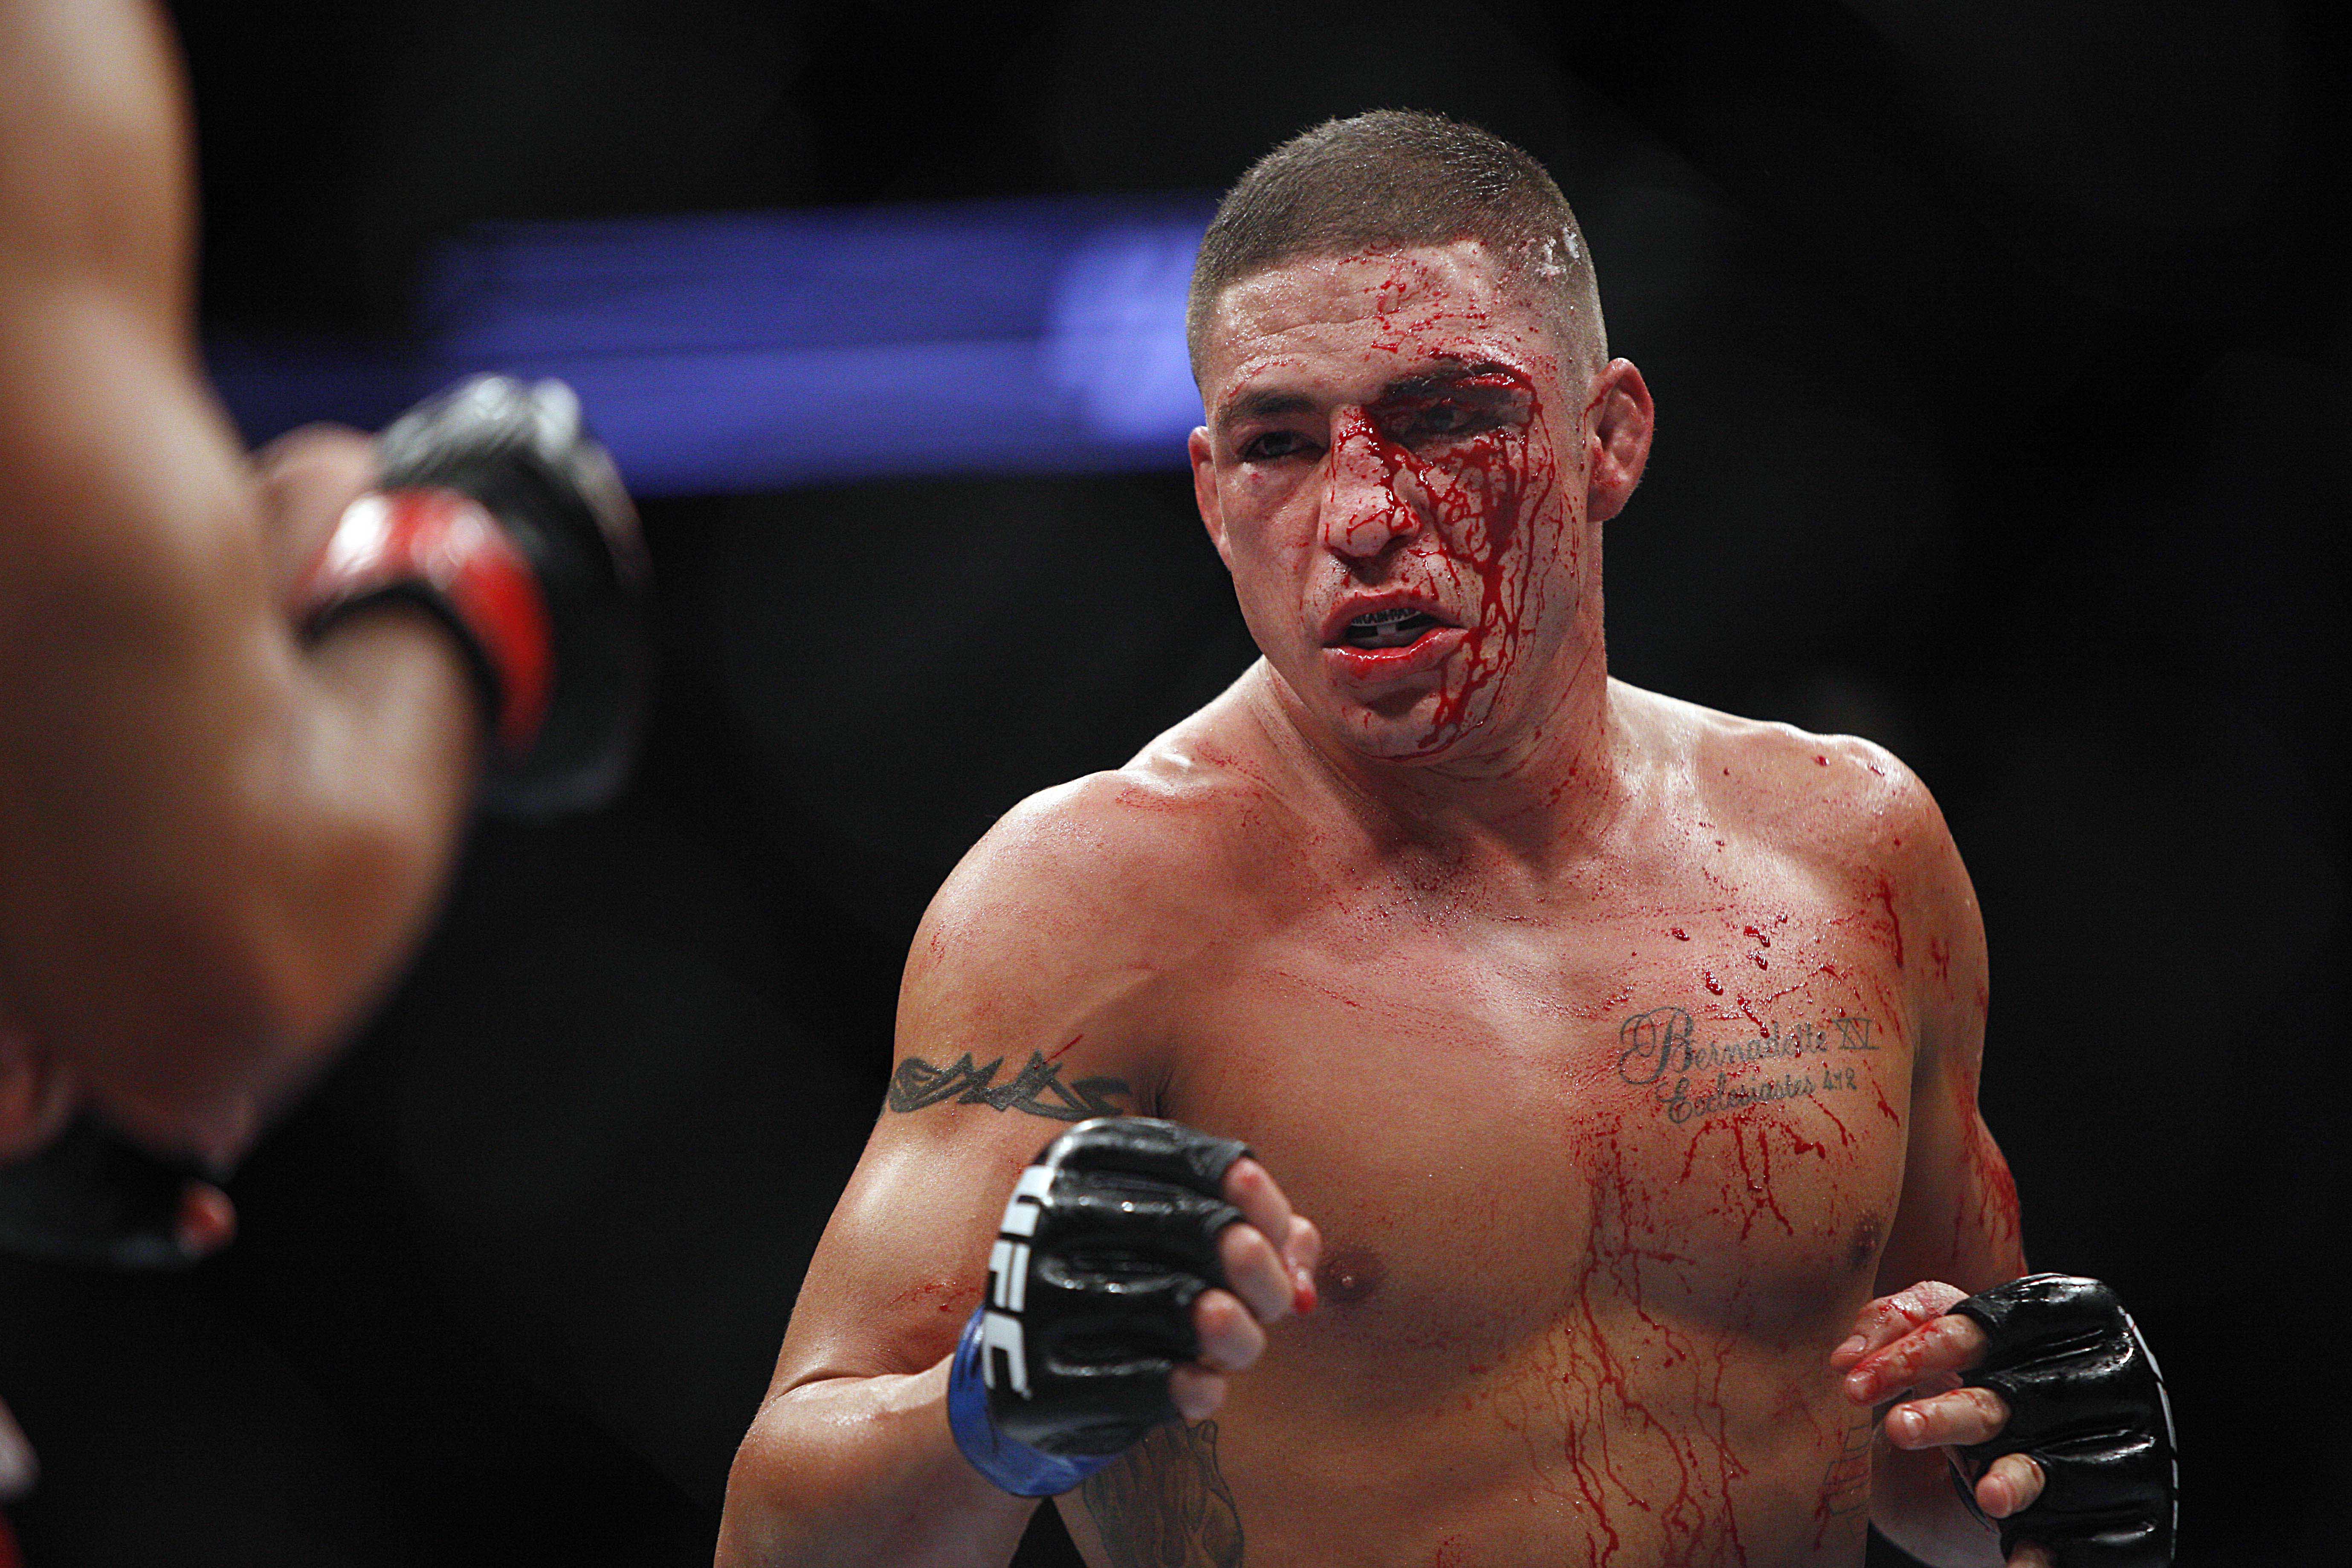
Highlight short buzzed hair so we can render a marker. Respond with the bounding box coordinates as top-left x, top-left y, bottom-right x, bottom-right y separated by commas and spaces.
1187, 110, 1605, 380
